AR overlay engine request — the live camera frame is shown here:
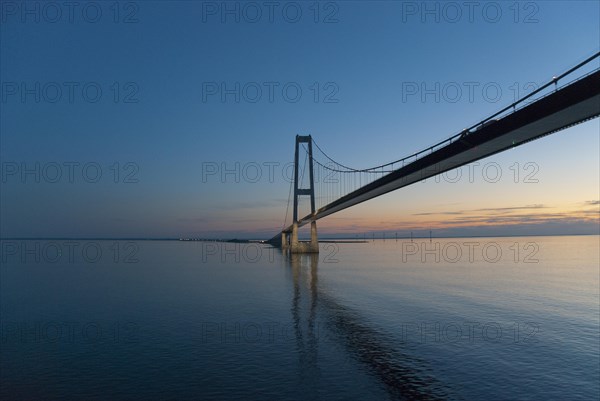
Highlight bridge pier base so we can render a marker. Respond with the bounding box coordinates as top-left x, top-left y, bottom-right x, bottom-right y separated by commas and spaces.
289, 221, 319, 253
